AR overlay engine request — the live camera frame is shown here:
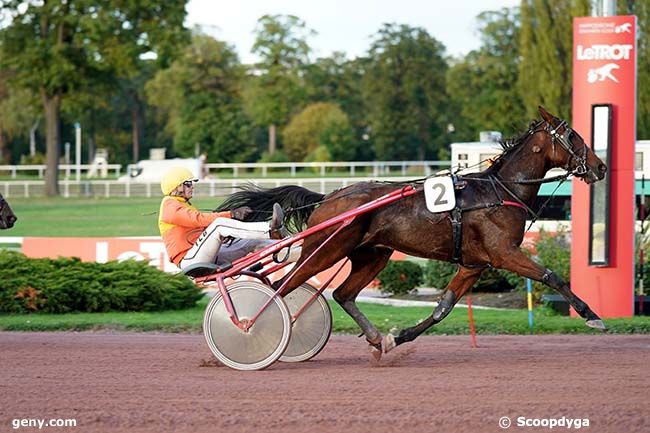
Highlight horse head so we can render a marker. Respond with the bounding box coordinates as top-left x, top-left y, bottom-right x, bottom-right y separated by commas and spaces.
537, 106, 607, 184
0, 193, 17, 229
